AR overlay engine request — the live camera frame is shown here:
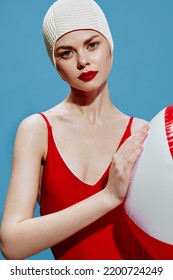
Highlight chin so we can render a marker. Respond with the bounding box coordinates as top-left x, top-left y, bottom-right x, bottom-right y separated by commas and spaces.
71, 80, 107, 93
